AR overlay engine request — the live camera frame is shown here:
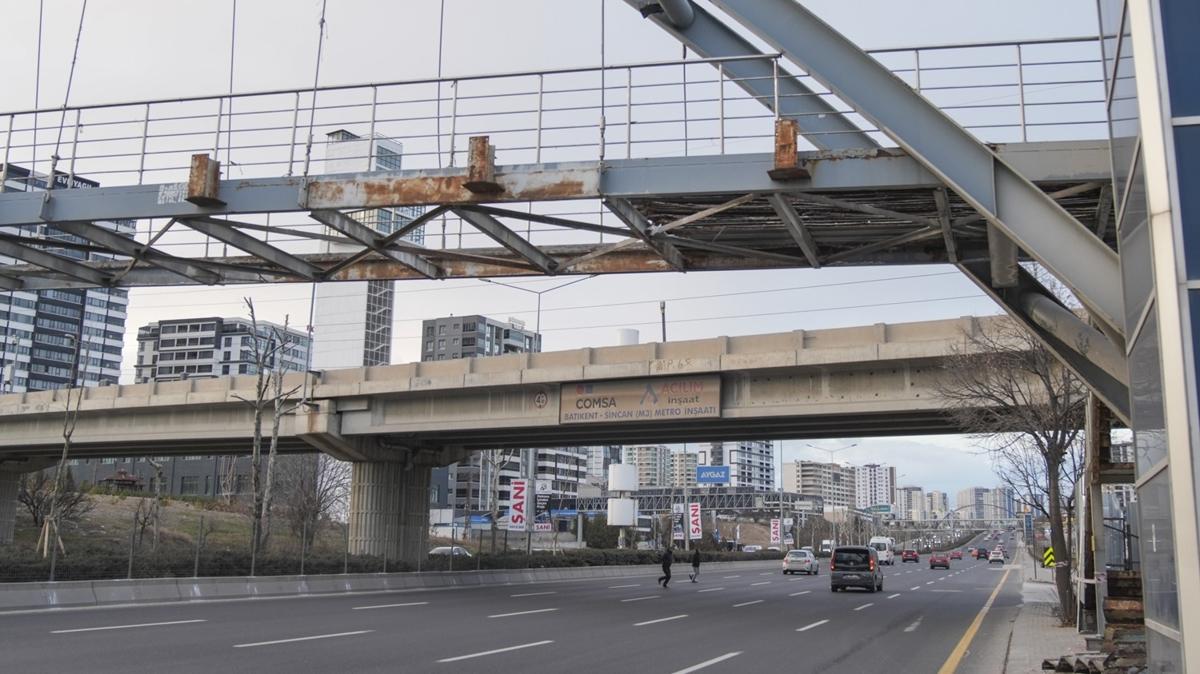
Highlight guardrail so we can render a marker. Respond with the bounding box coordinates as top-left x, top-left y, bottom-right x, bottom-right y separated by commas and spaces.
0, 36, 1105, 192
